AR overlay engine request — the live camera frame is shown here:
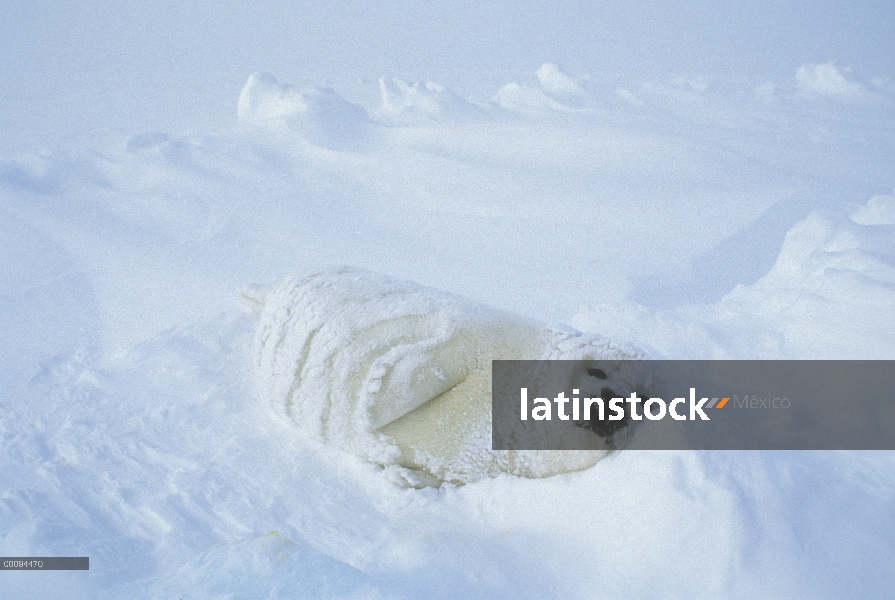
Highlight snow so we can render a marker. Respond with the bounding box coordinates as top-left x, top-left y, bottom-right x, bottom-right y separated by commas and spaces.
238, 73, 375, 151
573, 193, 895, 359
2, 2, 895, 596
796, 63, 884, 104
377, 78, 485, 124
